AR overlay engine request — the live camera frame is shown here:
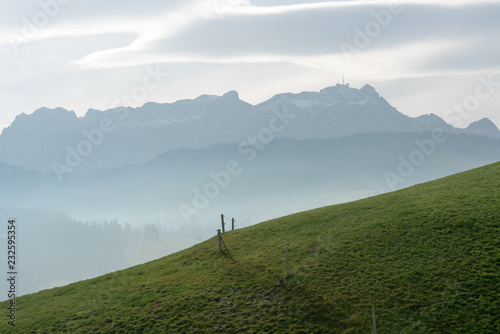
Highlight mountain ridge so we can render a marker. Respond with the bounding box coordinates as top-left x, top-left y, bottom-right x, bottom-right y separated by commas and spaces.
1, 84, 499, 173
